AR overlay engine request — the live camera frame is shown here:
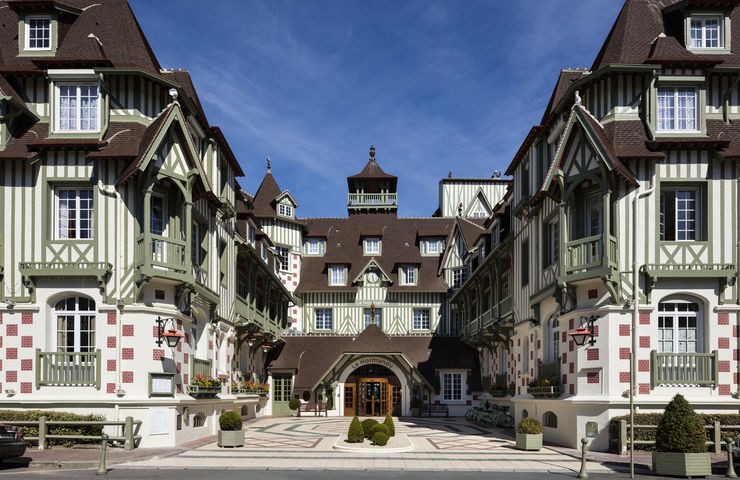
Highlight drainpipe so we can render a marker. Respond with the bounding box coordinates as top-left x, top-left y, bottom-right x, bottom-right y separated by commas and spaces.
631, 176, 654, 479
